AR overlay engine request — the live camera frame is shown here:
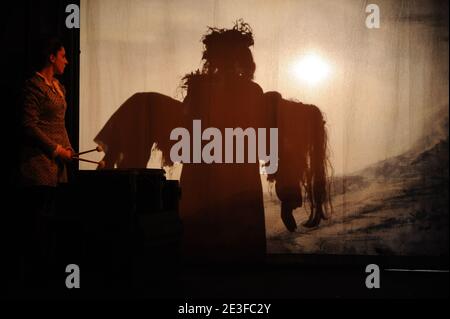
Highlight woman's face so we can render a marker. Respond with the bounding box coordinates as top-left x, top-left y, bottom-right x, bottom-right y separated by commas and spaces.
50, 47, 68, 75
